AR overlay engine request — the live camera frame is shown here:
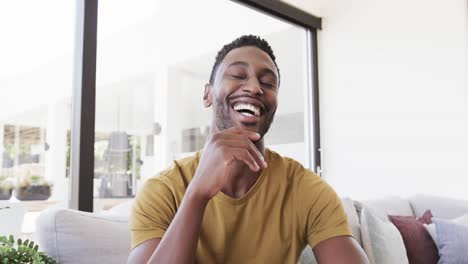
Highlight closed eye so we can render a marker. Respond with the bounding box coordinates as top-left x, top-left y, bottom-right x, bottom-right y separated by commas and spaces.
261, 82, 273, 87
231, 75, 246, 80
